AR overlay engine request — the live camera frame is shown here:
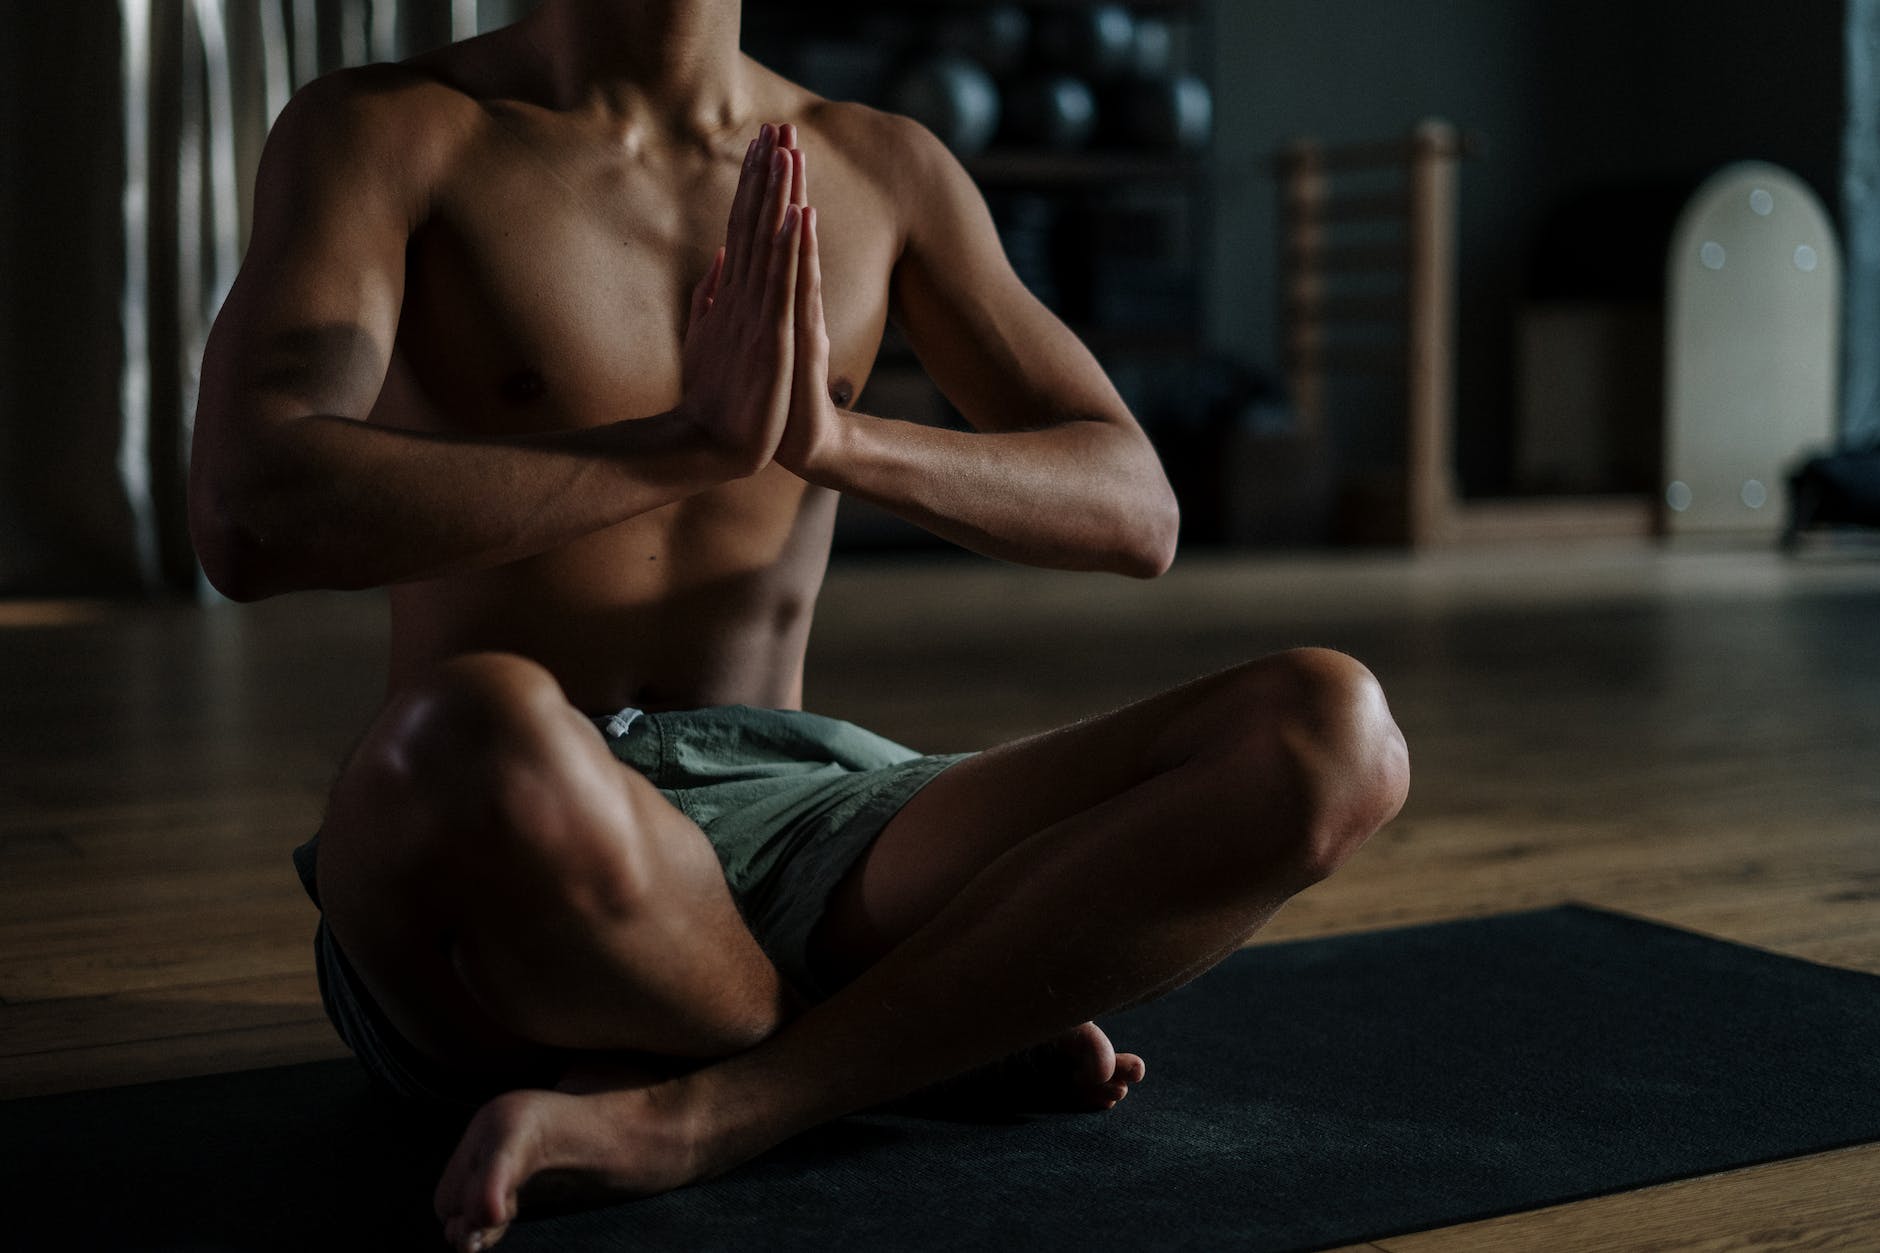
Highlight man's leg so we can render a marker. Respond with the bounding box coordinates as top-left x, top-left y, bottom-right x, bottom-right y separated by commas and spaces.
433, 647, 1410, 1248
807, 646, 1393, 991
312, 651, 797, 1084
